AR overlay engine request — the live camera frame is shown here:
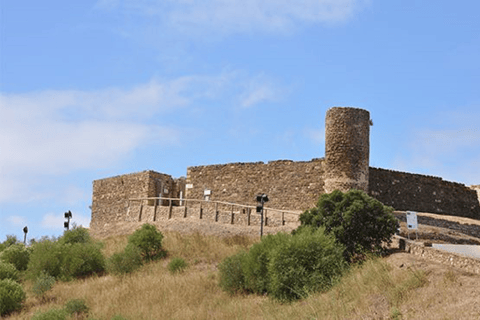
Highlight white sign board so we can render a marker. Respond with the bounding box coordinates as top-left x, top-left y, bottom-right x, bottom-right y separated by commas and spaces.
186, 184, 193, 189
406, 211, 418, 230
